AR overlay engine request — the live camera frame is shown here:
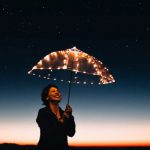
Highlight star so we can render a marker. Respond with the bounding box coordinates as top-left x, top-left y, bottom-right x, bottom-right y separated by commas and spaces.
19, 9, 23, 13
20, 22, 25, 28
1, 65, 8, 73
58, 11, 64, 15
58, 31, 61, 35
75, 28, 80, 32
1, 7, 9, 15
42, 6, 46, 9
37, 26, 41, 30
28, 22, 32, 26
55, 25, 59, 29
135, 39, 139, 43
138, 2, 142, 6
146, 26, 149, 31
27, 44, 35, 48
